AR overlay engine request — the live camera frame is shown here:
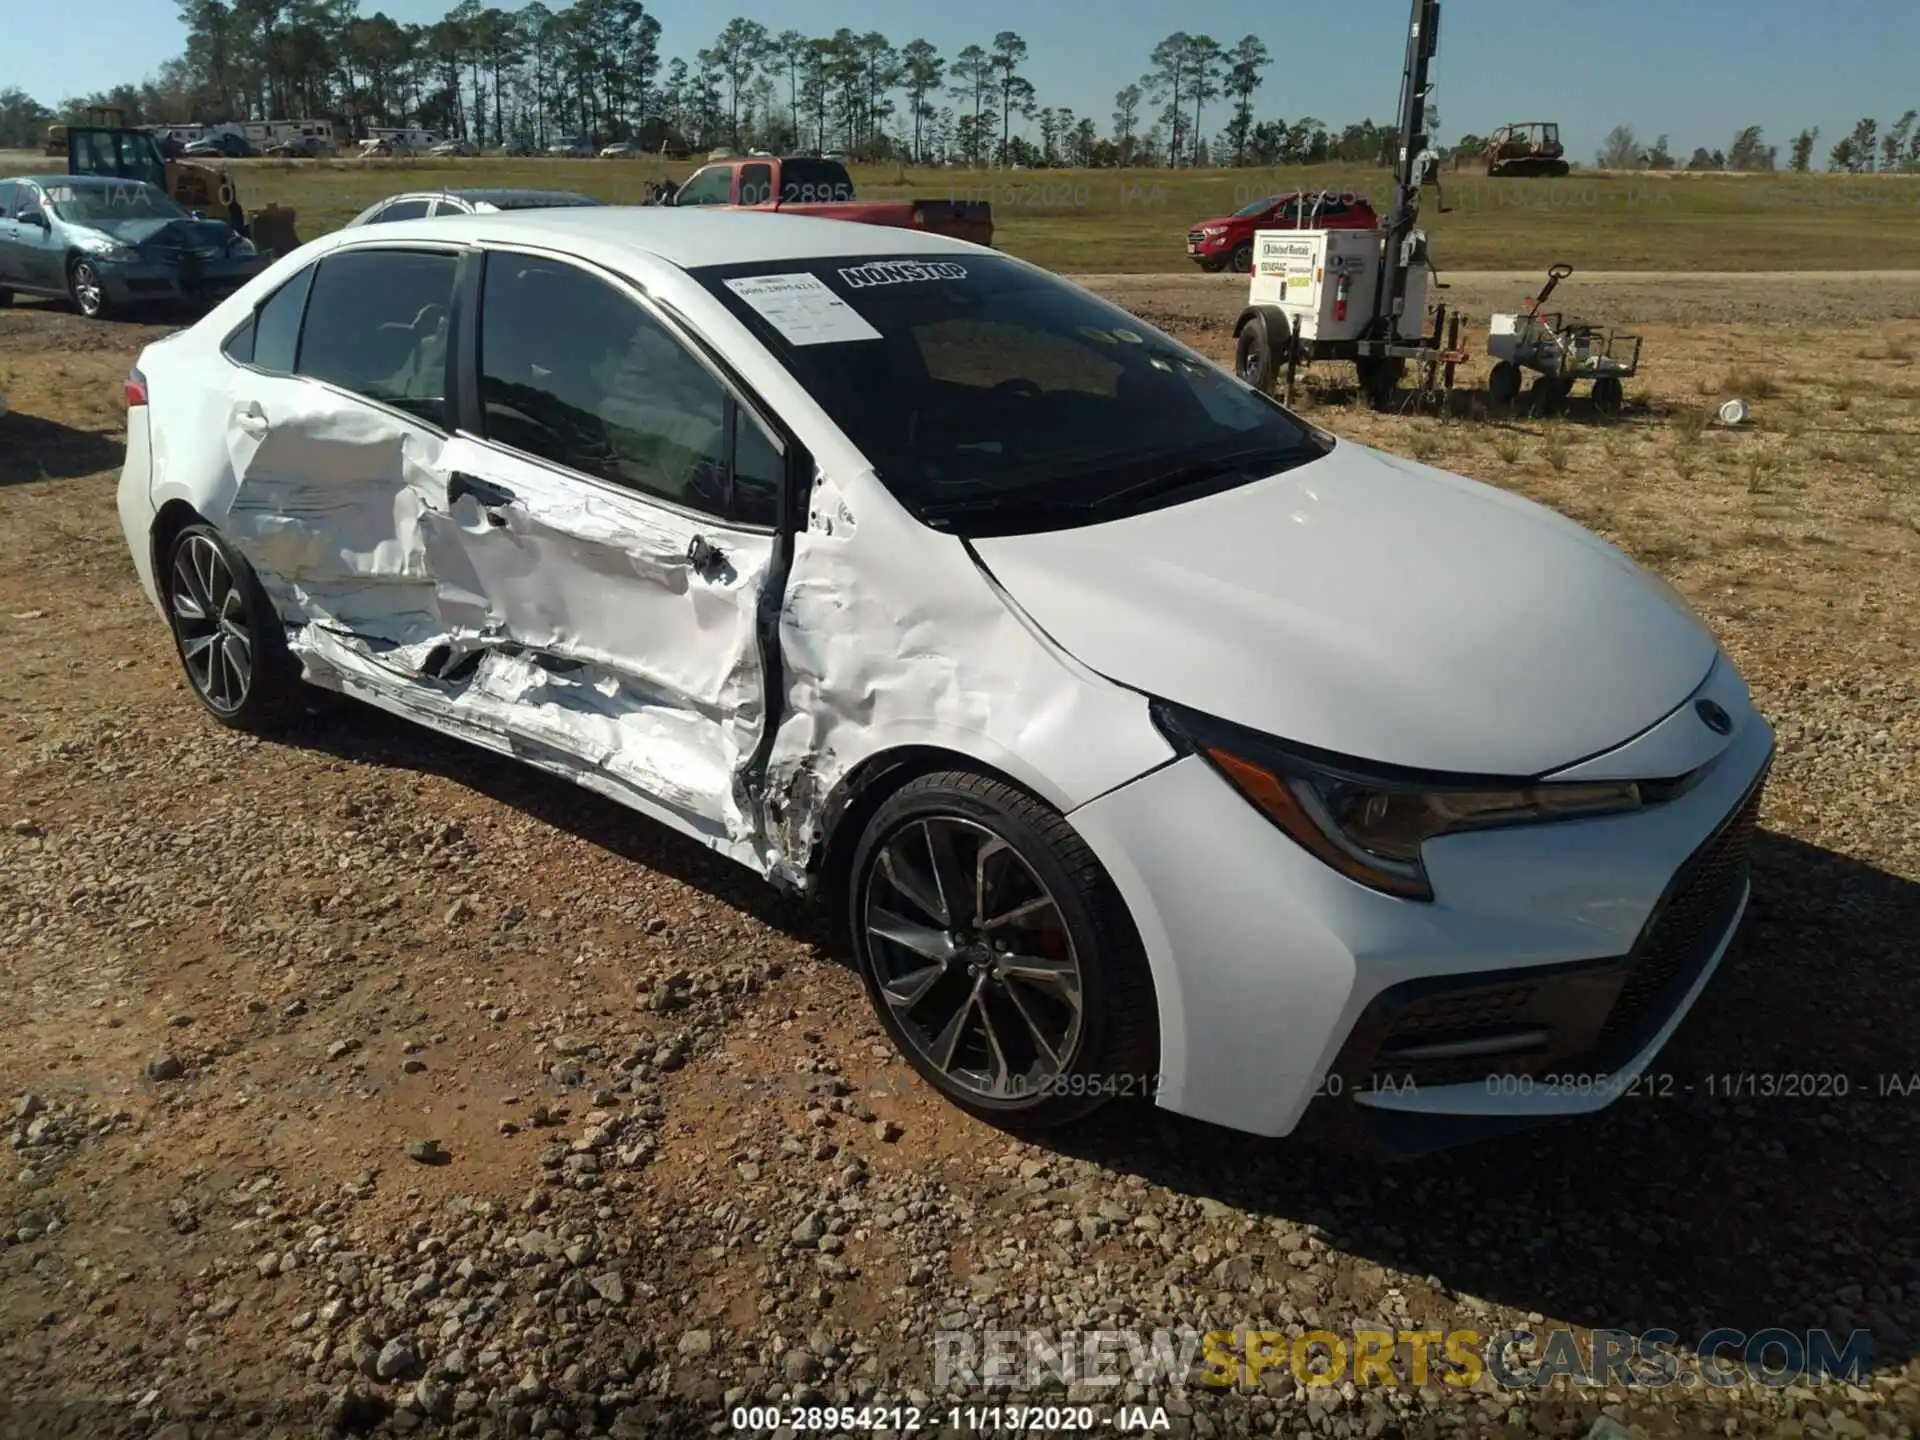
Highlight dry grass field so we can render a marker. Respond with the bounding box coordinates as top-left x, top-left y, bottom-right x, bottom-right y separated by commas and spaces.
0, 255, 1916, 1436
6, 149, 1920, 271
